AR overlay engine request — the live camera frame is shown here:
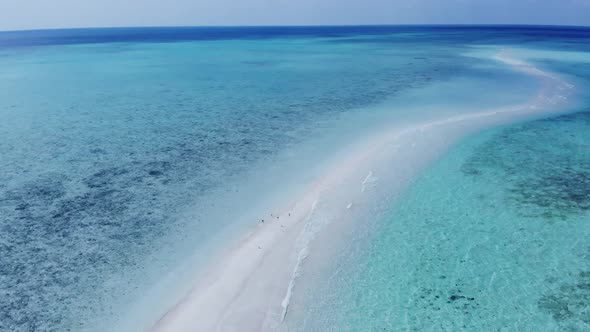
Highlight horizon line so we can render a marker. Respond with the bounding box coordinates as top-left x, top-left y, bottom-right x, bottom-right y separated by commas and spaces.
2, 23, 589, 34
